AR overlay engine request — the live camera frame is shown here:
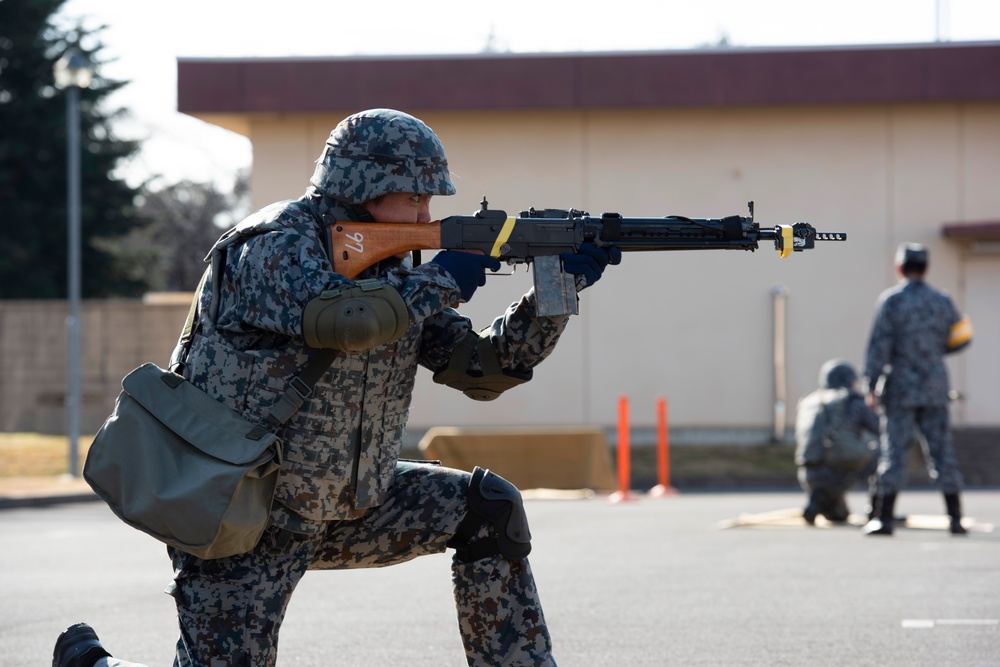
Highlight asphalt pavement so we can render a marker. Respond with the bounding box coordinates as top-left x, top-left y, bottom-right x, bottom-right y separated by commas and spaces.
2, 489, 998, 666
